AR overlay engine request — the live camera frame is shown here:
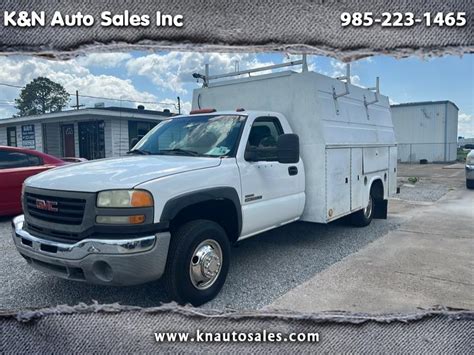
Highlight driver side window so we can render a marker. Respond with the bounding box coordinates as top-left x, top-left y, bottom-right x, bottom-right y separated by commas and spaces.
245, 117, 283, 161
